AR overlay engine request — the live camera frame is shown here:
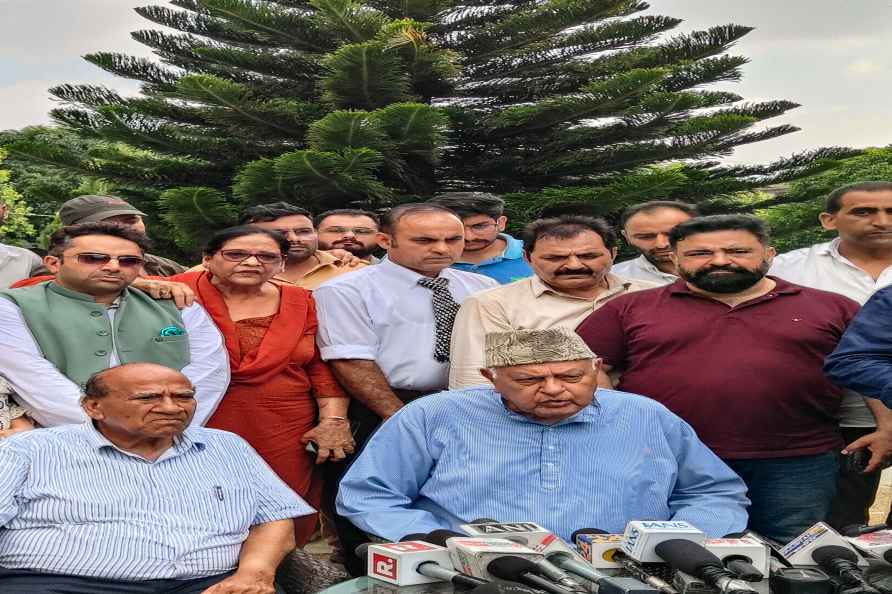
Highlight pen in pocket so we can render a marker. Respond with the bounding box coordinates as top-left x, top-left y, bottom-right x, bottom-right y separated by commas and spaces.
214, 486, 224, 501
